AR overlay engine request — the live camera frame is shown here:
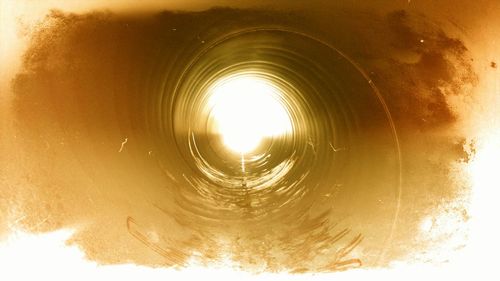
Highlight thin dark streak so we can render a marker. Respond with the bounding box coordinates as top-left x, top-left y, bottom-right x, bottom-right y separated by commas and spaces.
126, 216, 184, 264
